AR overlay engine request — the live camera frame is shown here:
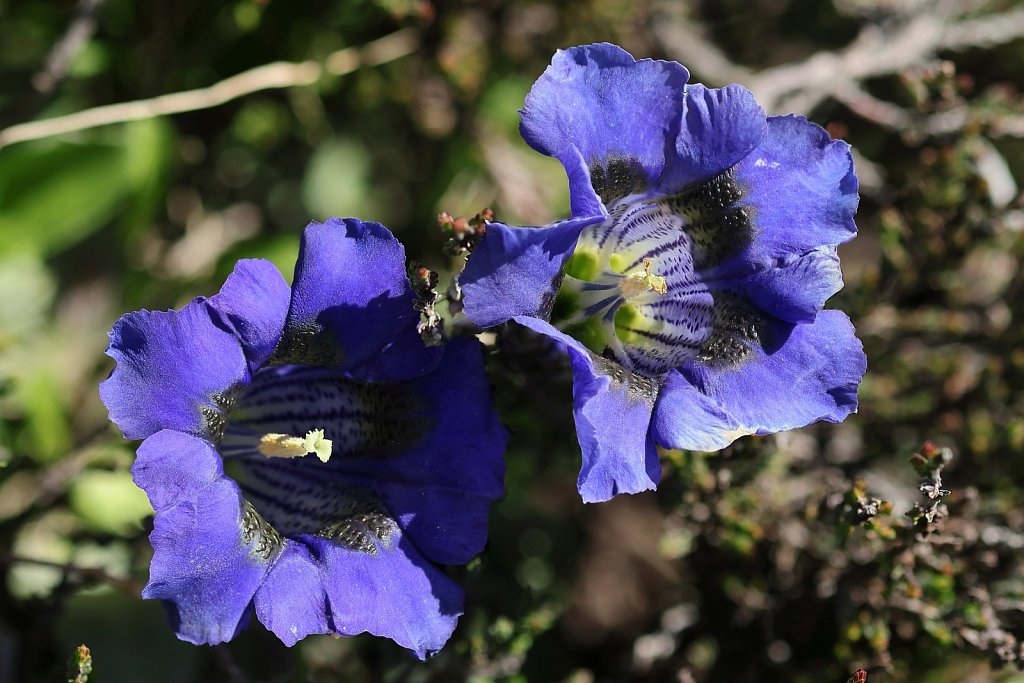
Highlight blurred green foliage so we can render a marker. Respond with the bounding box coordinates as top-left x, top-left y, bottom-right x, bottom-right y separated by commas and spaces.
1, 0, 1024, 682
